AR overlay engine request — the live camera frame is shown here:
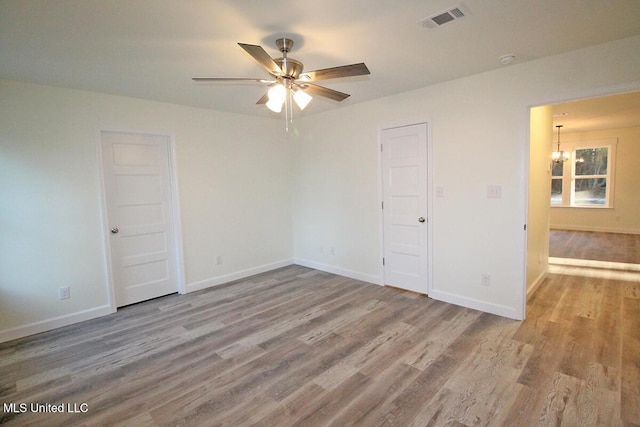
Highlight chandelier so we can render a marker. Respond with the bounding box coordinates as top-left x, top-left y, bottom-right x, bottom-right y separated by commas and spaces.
551, 125, 570, 163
